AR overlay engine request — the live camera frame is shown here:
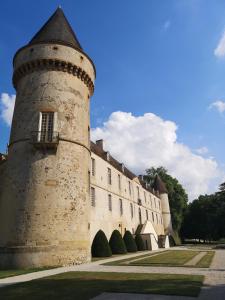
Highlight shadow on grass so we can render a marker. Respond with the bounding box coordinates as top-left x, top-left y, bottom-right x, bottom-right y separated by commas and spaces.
0, 272, 203, 300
